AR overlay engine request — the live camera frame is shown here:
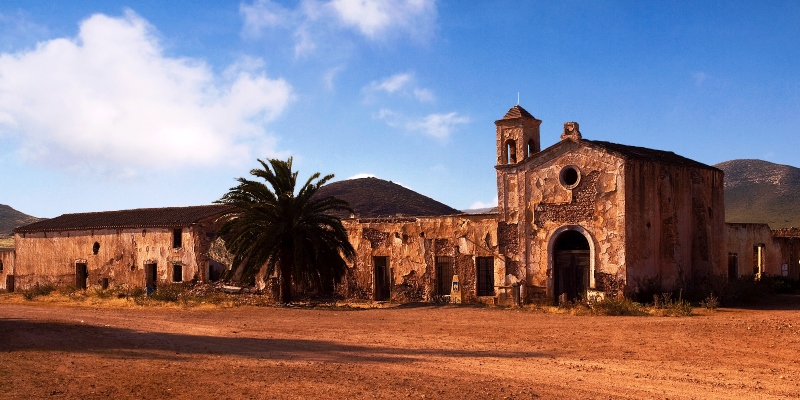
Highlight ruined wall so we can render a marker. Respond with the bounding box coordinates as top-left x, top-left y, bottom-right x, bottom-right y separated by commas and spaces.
12, 222, 217, 290
724, 223, 795, 278
625, 162, 725, 292
0, 248, 14, 290
341, 214, 500, 303
511, 142, 627, 299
